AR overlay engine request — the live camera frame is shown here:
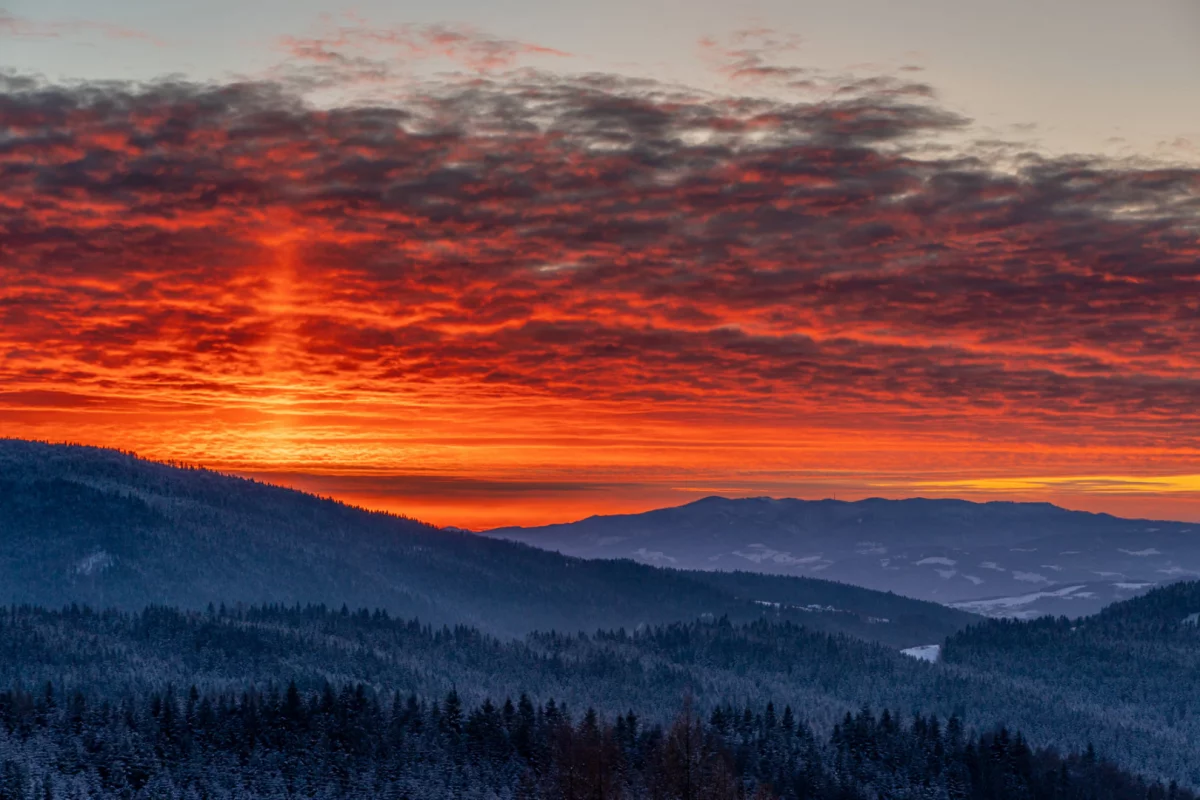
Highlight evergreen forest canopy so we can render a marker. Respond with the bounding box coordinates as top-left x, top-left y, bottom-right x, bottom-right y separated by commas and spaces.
1, 674, 1189, 800
0, 583, 1198, 795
